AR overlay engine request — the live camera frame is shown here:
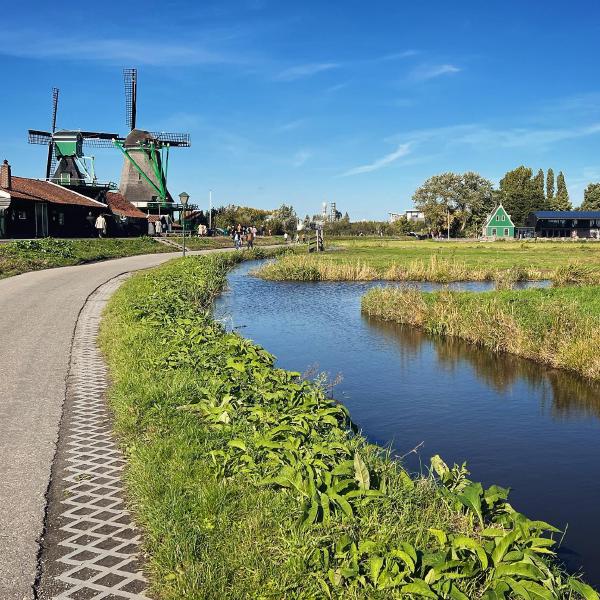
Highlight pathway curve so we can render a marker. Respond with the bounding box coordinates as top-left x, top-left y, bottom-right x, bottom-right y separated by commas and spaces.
0, 248, 240, 600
